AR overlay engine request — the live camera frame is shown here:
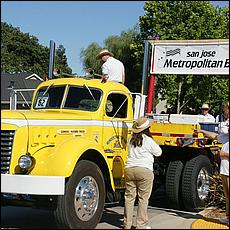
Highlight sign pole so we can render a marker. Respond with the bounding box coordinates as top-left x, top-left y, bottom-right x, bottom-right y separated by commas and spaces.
147, 74, 155, 113
146, 34, 159, 114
